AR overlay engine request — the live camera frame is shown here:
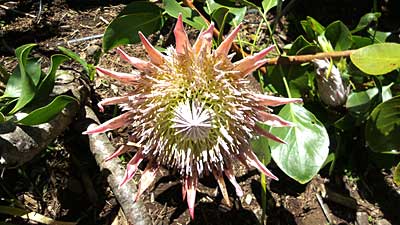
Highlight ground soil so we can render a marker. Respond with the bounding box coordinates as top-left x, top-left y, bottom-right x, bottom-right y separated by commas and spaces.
0, 1, 399, 225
